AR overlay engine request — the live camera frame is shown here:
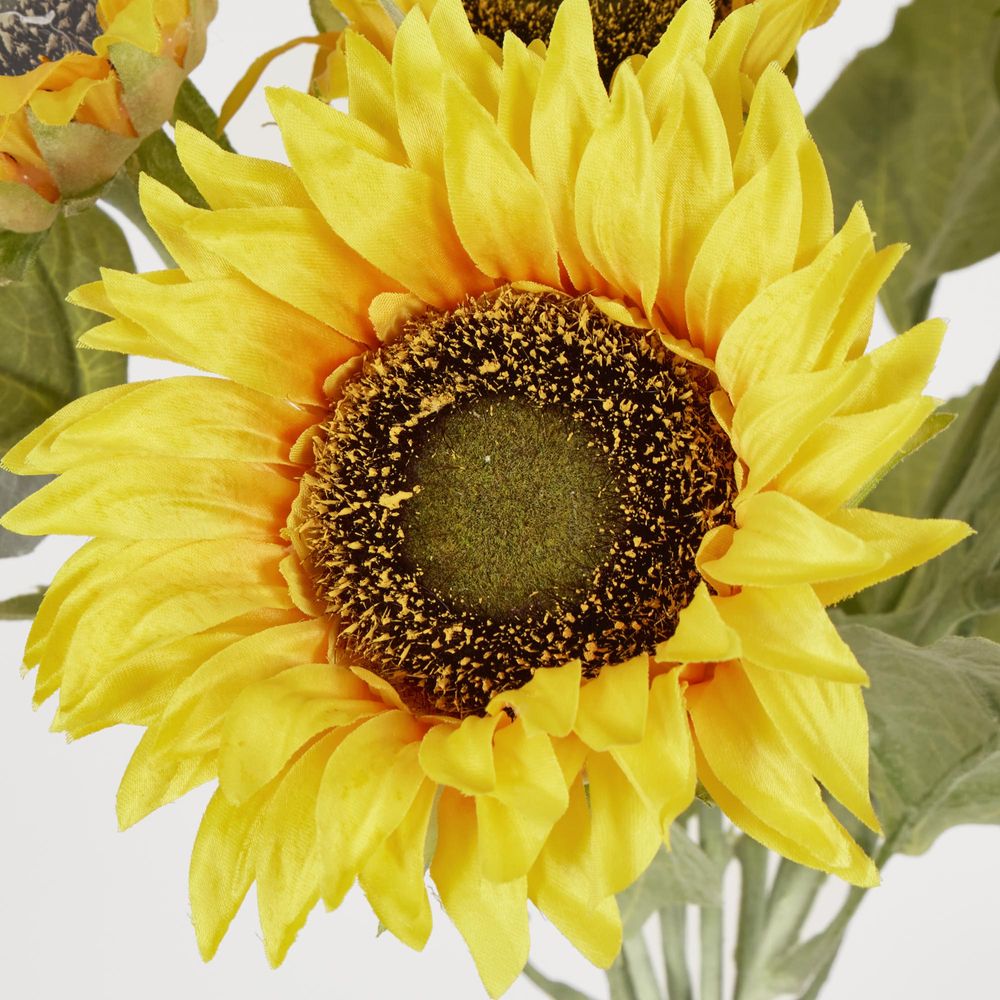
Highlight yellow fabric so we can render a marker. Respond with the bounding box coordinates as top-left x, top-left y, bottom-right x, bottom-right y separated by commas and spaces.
418, 713, 501, 793
432, 790, 530, 999
487, 657, 581, 736
574, 653, 649, 750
